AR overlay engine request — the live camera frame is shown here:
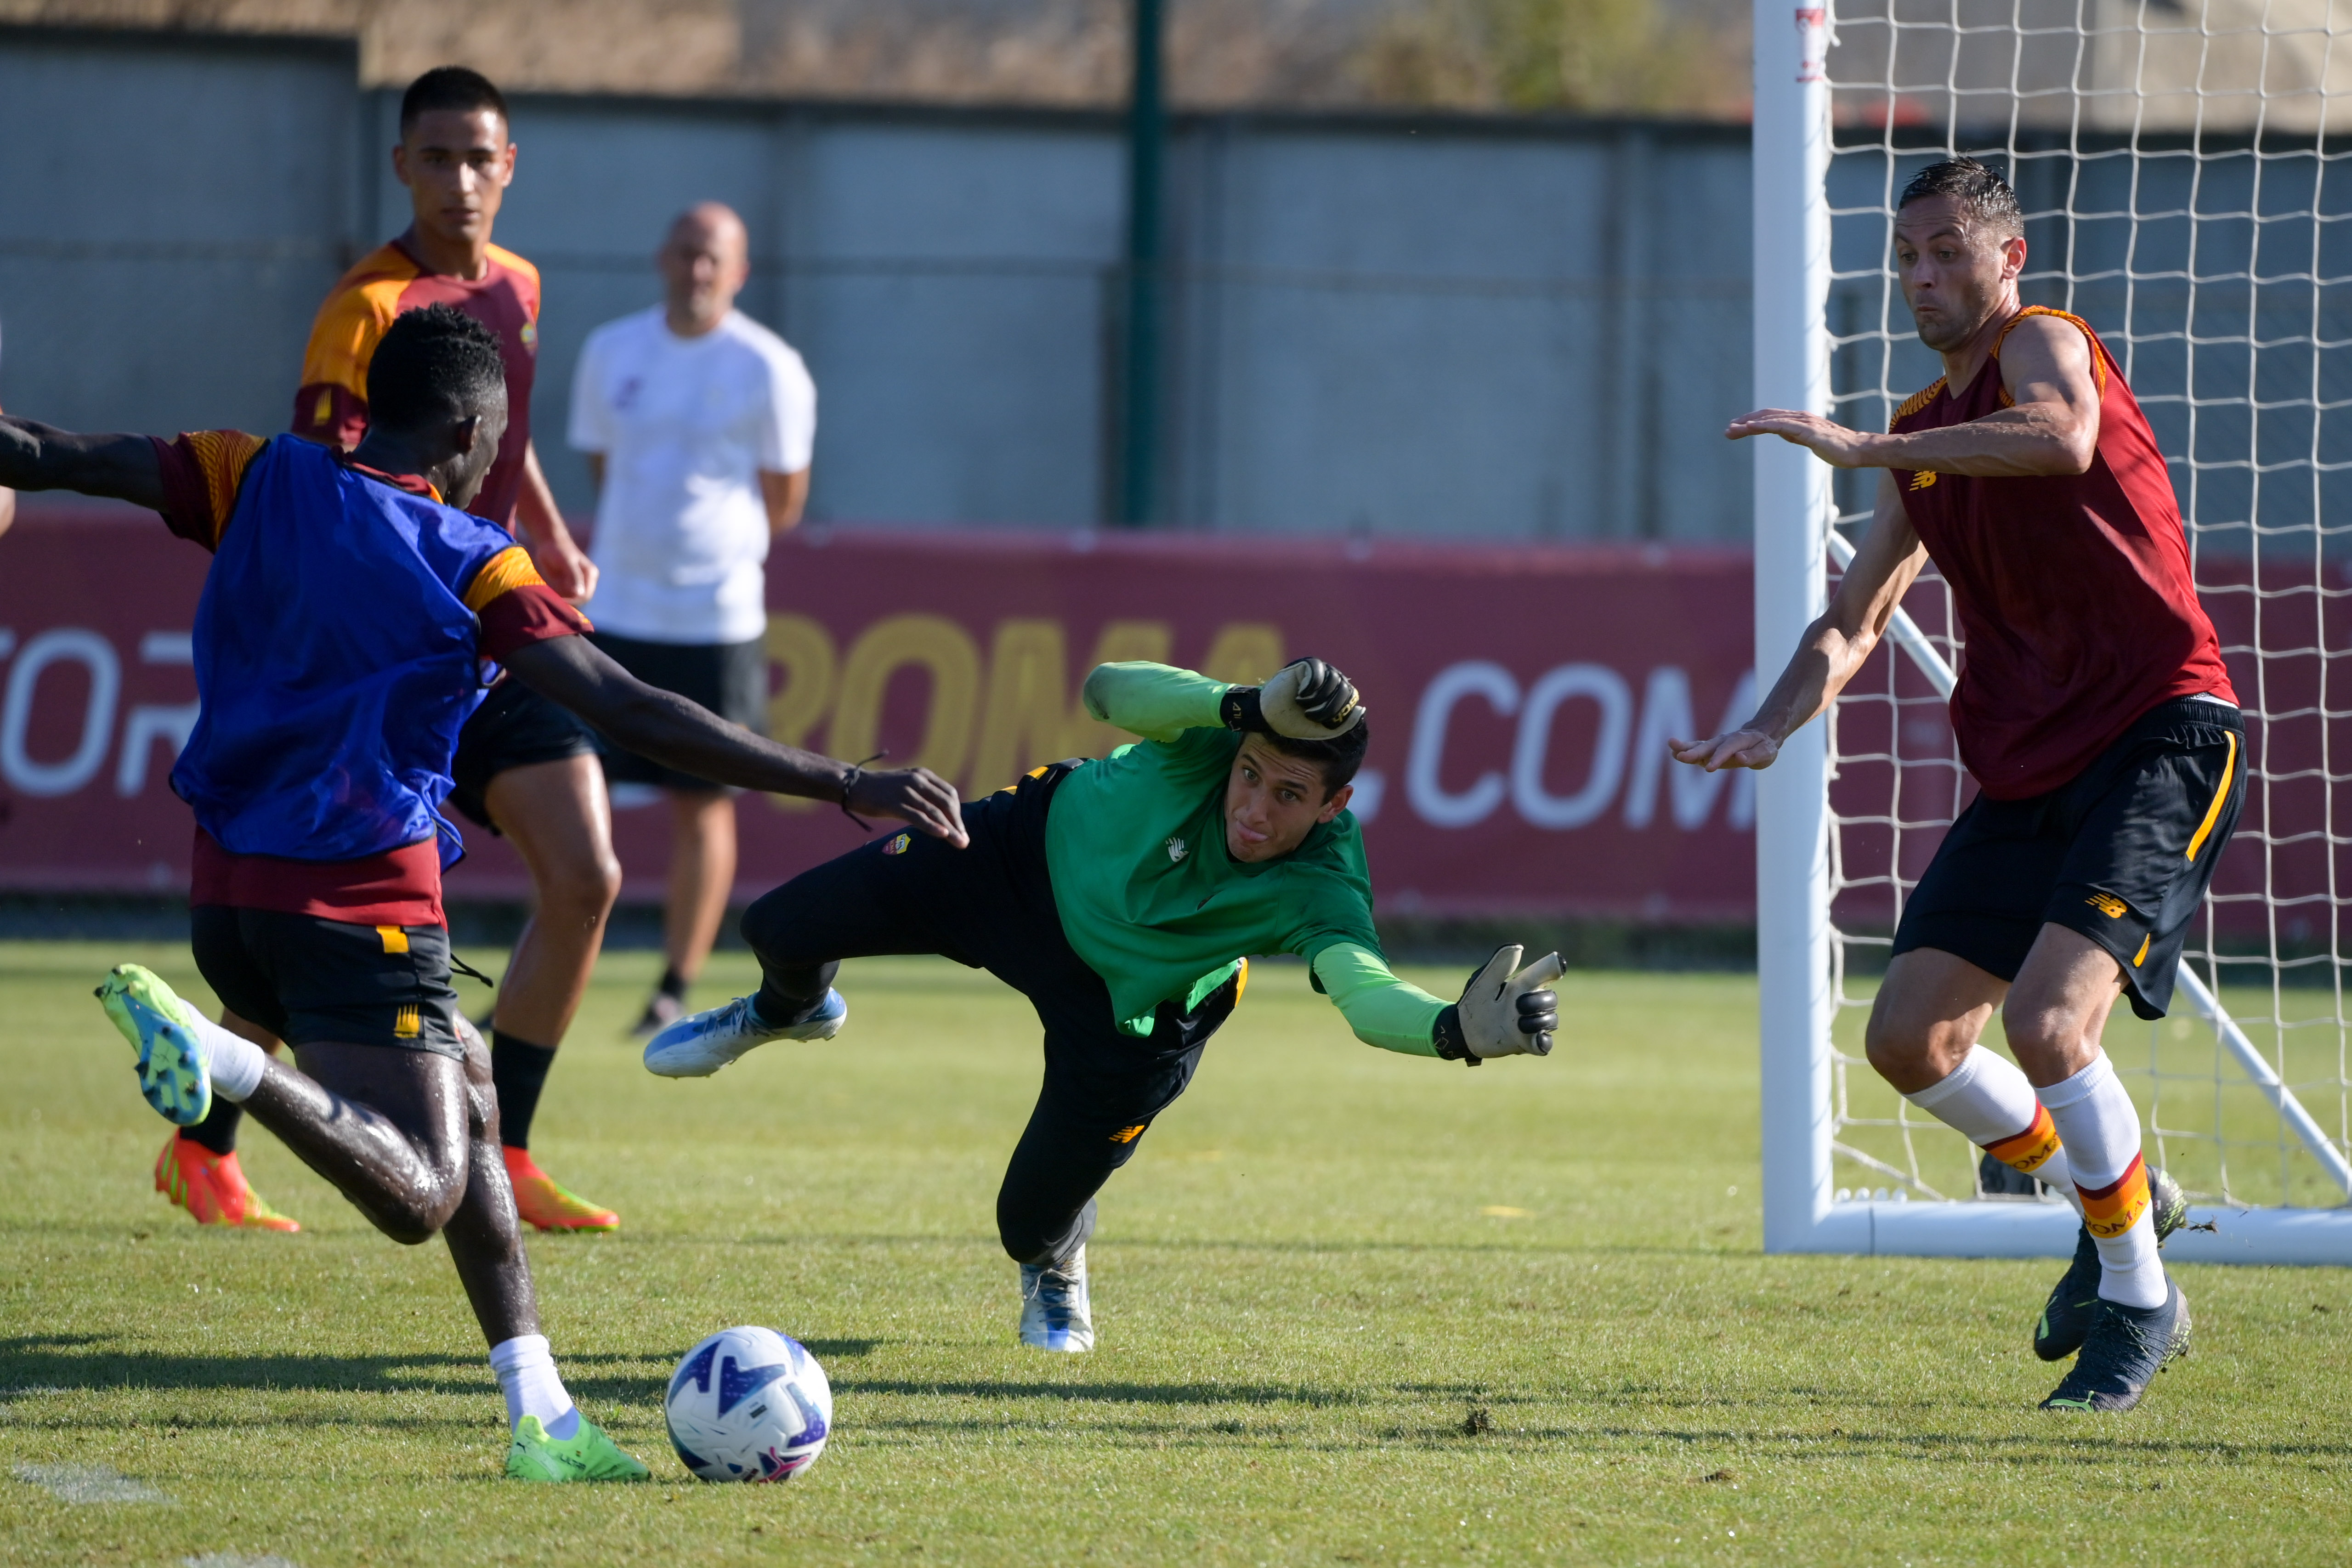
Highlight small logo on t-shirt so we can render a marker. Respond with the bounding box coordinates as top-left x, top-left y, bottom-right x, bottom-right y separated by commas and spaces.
1909, 470, 1939, 490
882, 832, 912, 856
614, 375, 642, 411
2085, 891, 2127, 918
1166, 836, 1188, 862
520, 321, 538, 353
